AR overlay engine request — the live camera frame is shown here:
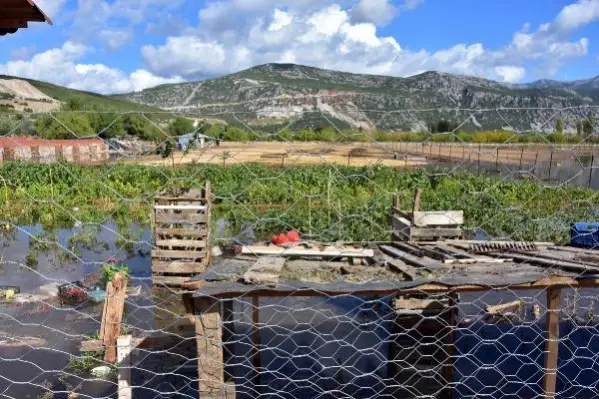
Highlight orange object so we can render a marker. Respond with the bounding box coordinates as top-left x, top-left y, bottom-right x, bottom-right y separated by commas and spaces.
287, 231, 300, 242
277, 234, 290, 244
